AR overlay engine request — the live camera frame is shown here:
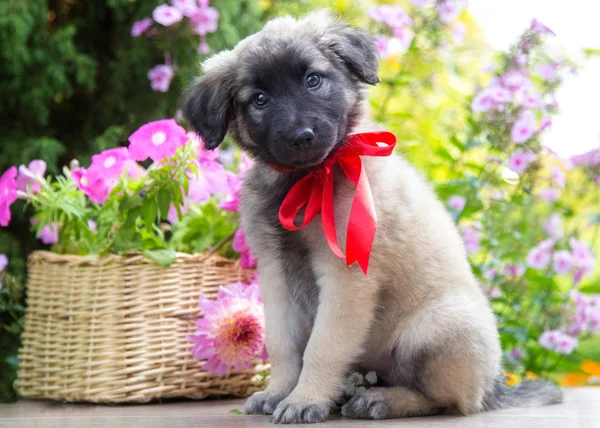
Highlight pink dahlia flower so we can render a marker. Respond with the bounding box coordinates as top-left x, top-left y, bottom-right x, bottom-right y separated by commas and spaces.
189, 282, 267, 376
